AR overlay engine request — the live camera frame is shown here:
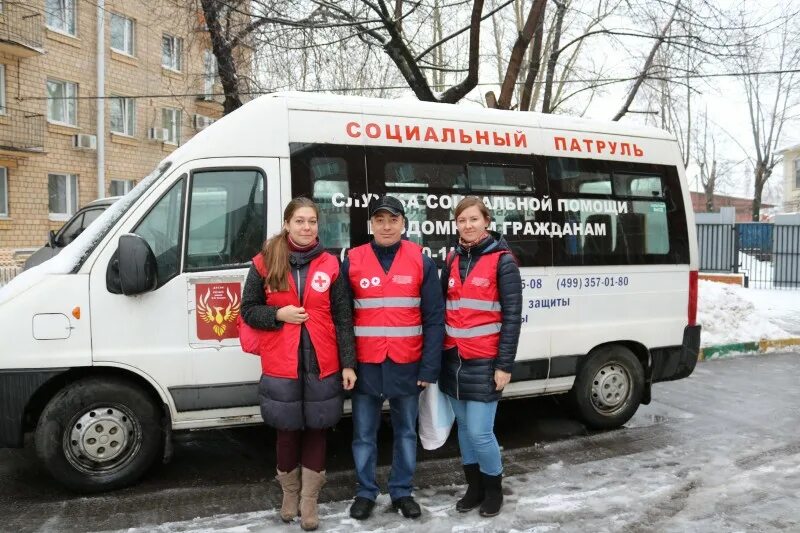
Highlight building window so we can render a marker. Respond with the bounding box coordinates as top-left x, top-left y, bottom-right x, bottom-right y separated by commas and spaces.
162, 108, 181, 145
110, 97, 135, 136
0, 168, 8, 217
0, 65, 5, 115
110, 179, 134, 196
46, 0, 77, 36
48, 173, 78, 220
795, 158, 800, 189
110, 13, 135, 55
161, 34, 183, 71
47, 79, 78, 126
203, 50, 217, 97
